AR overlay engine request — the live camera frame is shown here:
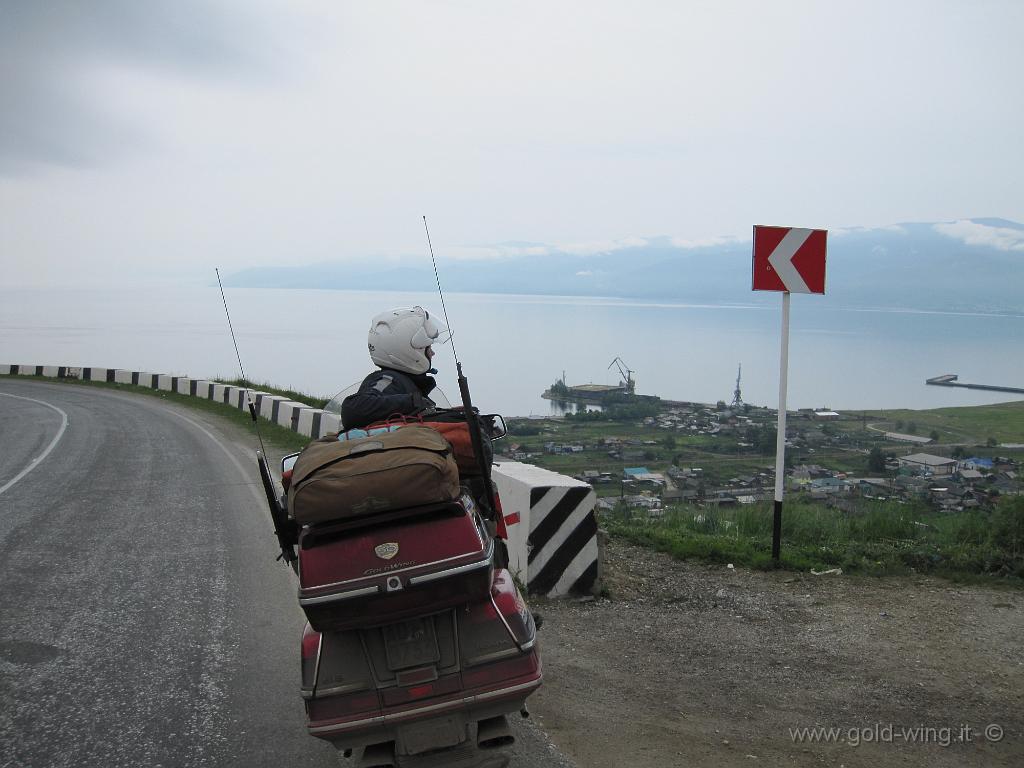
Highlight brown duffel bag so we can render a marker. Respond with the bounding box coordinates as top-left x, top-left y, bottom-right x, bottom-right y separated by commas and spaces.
288, 425, 461, 525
